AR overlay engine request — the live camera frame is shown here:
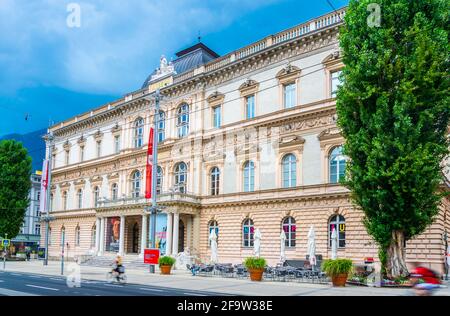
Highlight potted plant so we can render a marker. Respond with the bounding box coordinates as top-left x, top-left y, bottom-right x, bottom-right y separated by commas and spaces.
158, 256, 176, 275
322, 259, 353, 287
244, 257, 267, 281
